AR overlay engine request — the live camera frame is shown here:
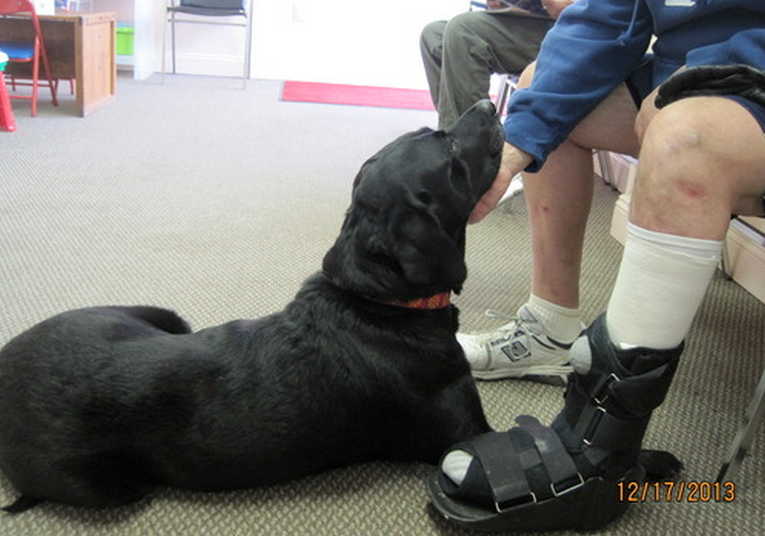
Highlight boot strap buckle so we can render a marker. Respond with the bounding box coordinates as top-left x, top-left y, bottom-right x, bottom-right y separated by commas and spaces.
551, 472, 585, 497
593, 373, 620, 405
